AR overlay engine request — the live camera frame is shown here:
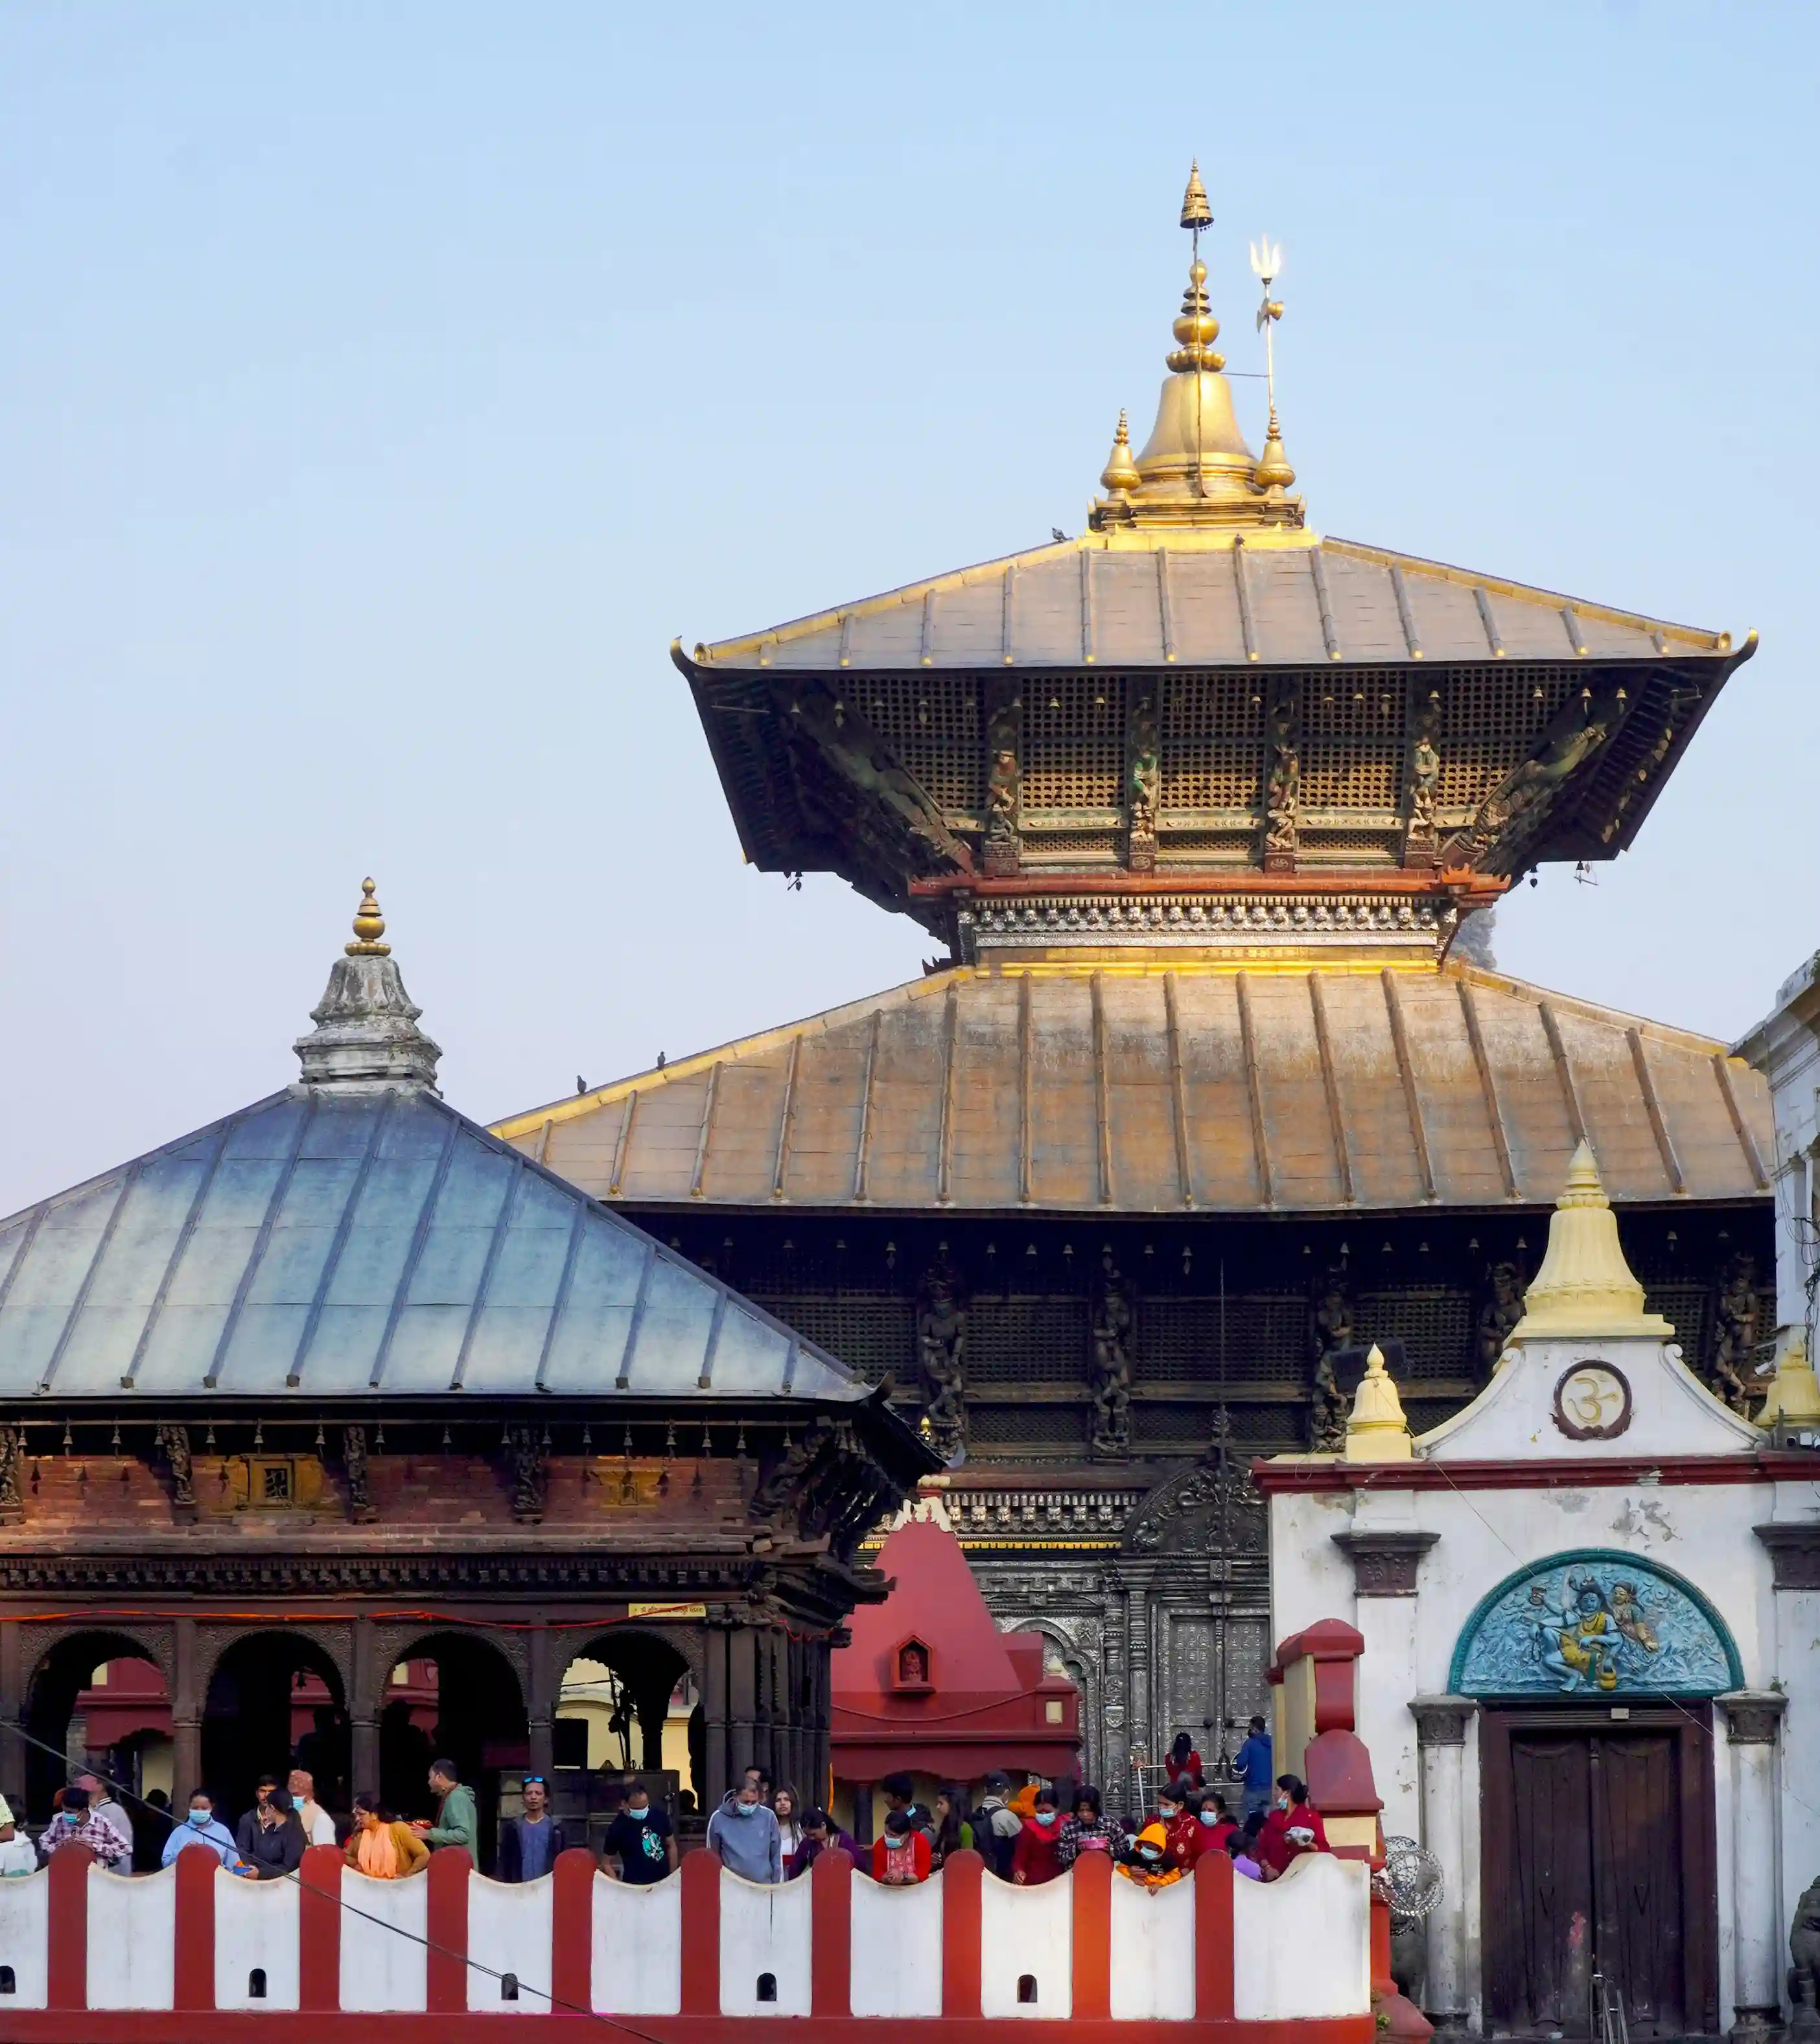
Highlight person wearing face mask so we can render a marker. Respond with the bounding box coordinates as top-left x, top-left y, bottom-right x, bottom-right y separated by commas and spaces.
1191, 1791, 1238, 1861
1117, 1821, 1183, 1889
602, 1776, 676, 1885
1158, 1782, 1208, 1870
706, 1771, 782, 1883
1010, 1787, 1064, 1885
1254, 1774, 1327, 1875
872, 1807, 931, 1884
158, 1790, 250, 1874
40, 1785, 132, 1871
